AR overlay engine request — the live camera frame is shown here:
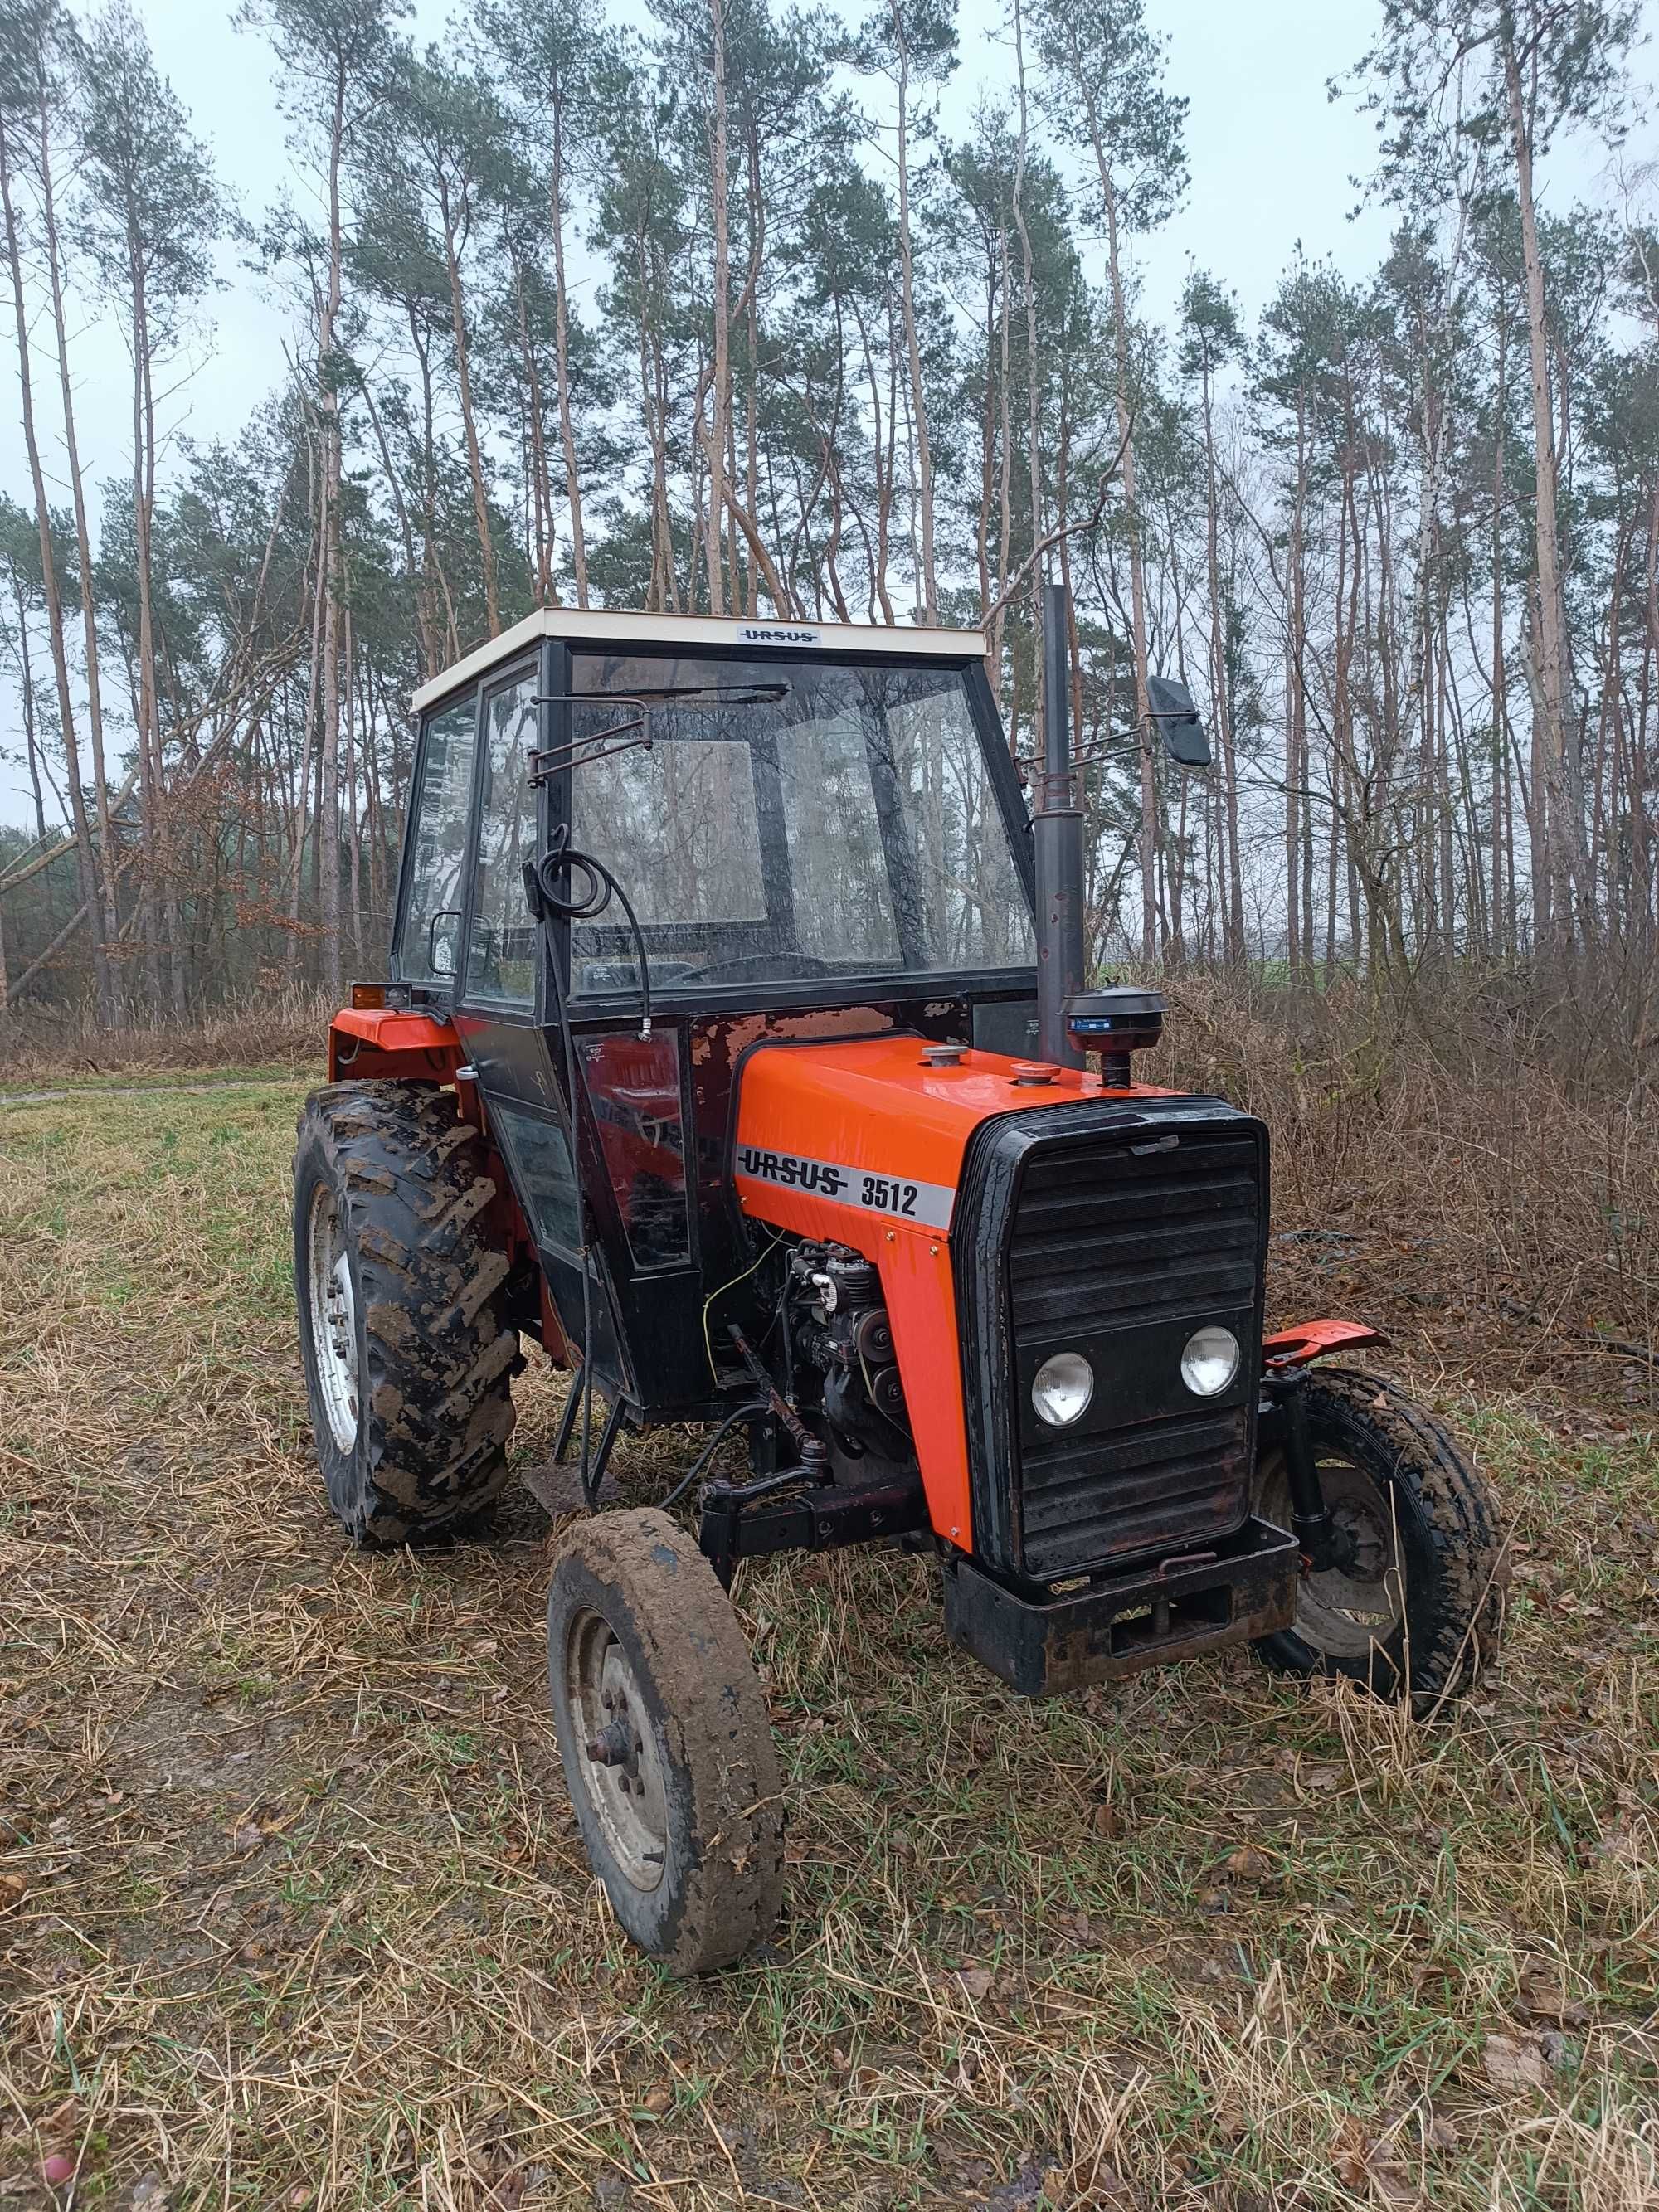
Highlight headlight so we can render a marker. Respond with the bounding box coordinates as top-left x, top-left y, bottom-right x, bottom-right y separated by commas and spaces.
1032, 1350, 1093, 1427
1180, 1325, 1240, 1398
